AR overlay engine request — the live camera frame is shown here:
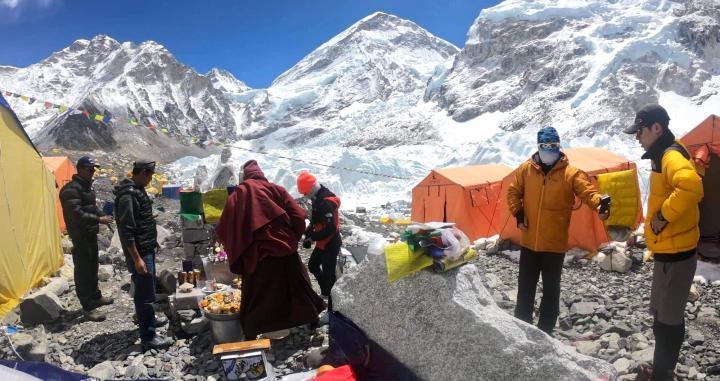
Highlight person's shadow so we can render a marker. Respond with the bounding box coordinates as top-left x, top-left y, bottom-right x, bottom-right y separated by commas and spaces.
74, 329, 141, 368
